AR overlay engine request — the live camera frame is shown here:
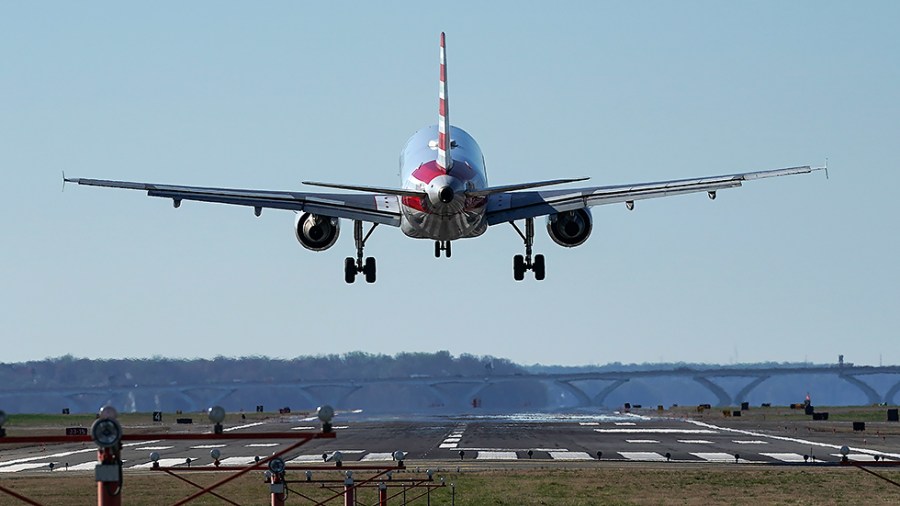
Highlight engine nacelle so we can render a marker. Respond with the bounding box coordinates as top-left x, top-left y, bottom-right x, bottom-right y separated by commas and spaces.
546, 209, 593, 248
294, 213, 340, 251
